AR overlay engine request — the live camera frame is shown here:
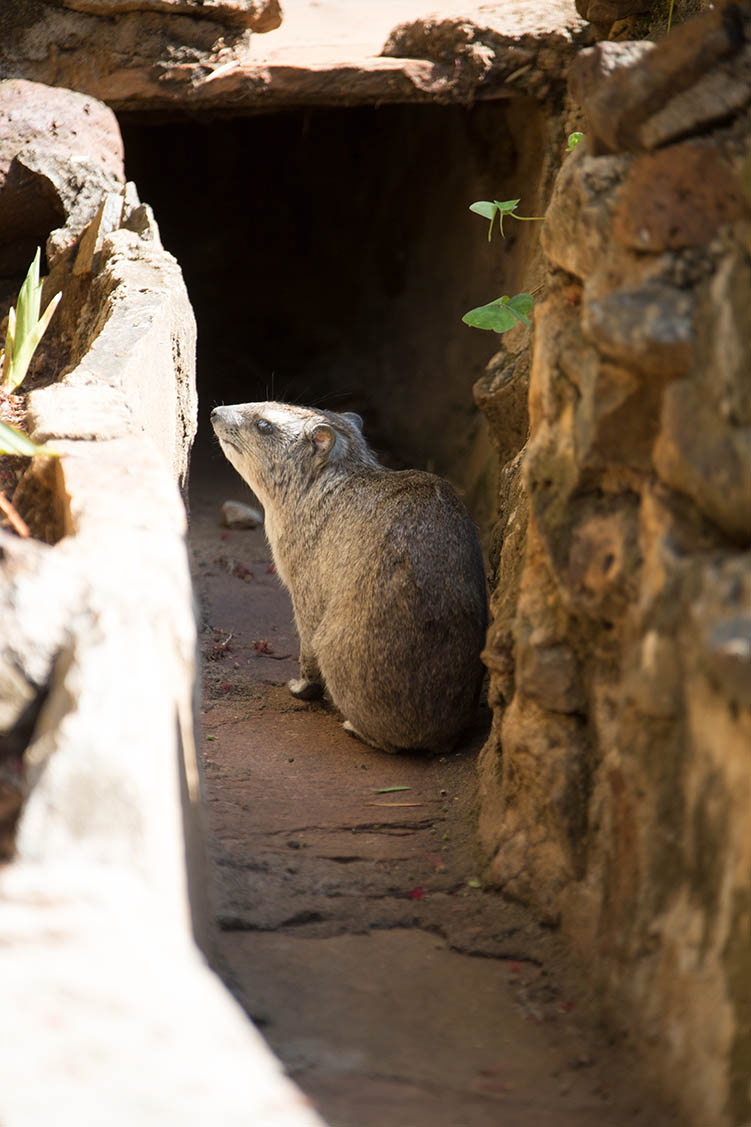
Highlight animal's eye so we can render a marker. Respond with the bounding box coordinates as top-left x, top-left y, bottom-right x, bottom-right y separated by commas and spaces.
255, 418, 273, 435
